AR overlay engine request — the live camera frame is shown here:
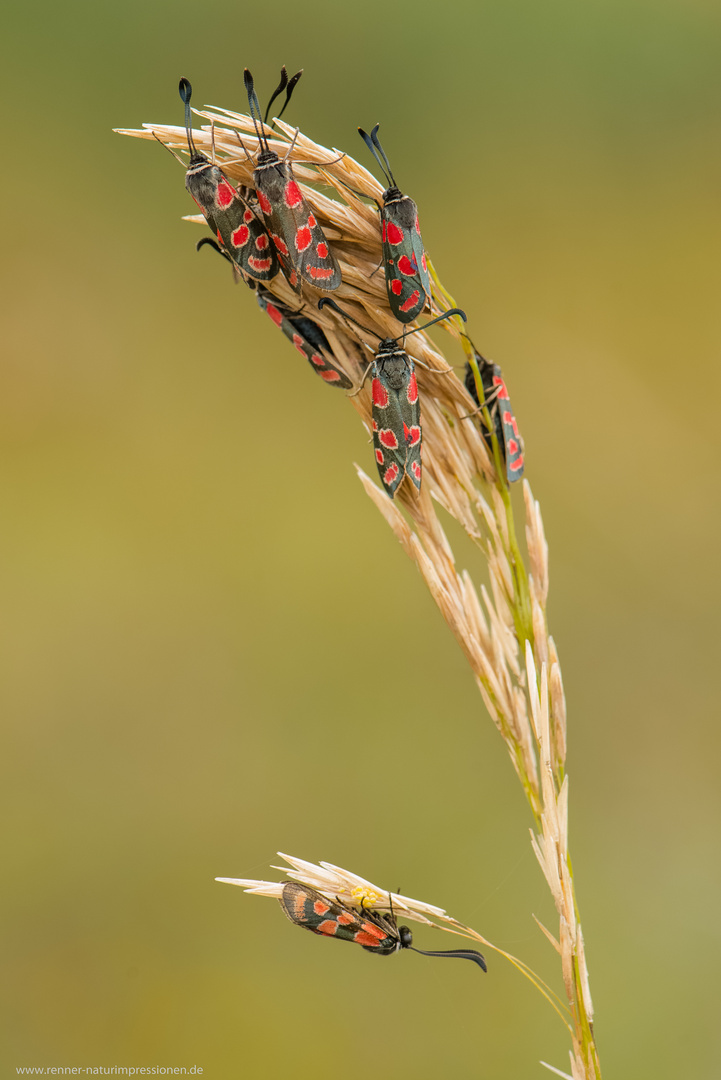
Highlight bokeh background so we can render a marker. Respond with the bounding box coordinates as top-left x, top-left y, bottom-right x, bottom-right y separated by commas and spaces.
2, 1, 720, 1076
